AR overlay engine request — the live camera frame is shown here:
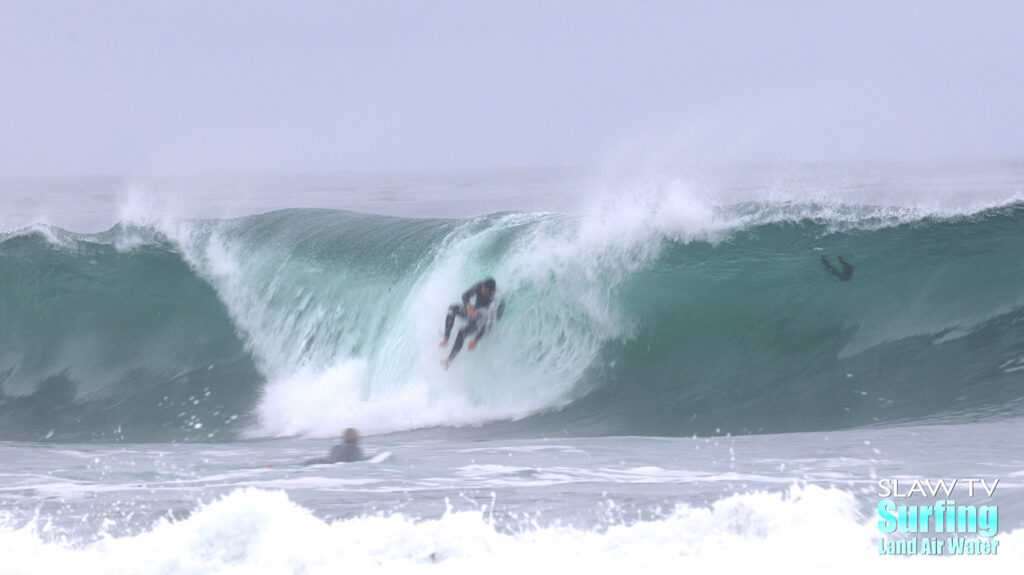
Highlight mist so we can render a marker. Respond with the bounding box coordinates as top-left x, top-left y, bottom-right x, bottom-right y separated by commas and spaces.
2, 0, 1023, 177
